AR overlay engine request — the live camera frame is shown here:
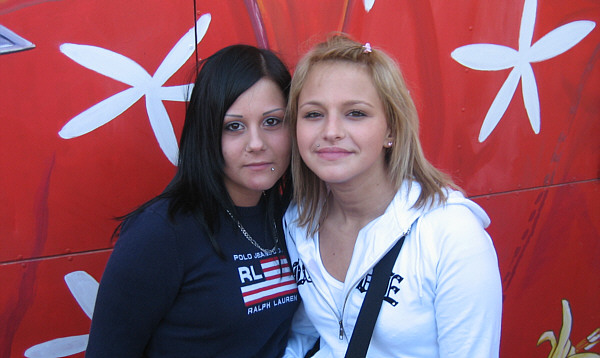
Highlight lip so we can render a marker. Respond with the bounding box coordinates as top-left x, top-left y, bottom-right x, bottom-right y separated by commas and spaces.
244, 162, 272, 171
315, 147, 352, 160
